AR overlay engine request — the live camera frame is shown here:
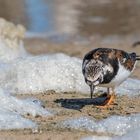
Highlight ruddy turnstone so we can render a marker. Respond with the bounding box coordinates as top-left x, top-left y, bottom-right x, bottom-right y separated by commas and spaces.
82, 48, 140, 106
